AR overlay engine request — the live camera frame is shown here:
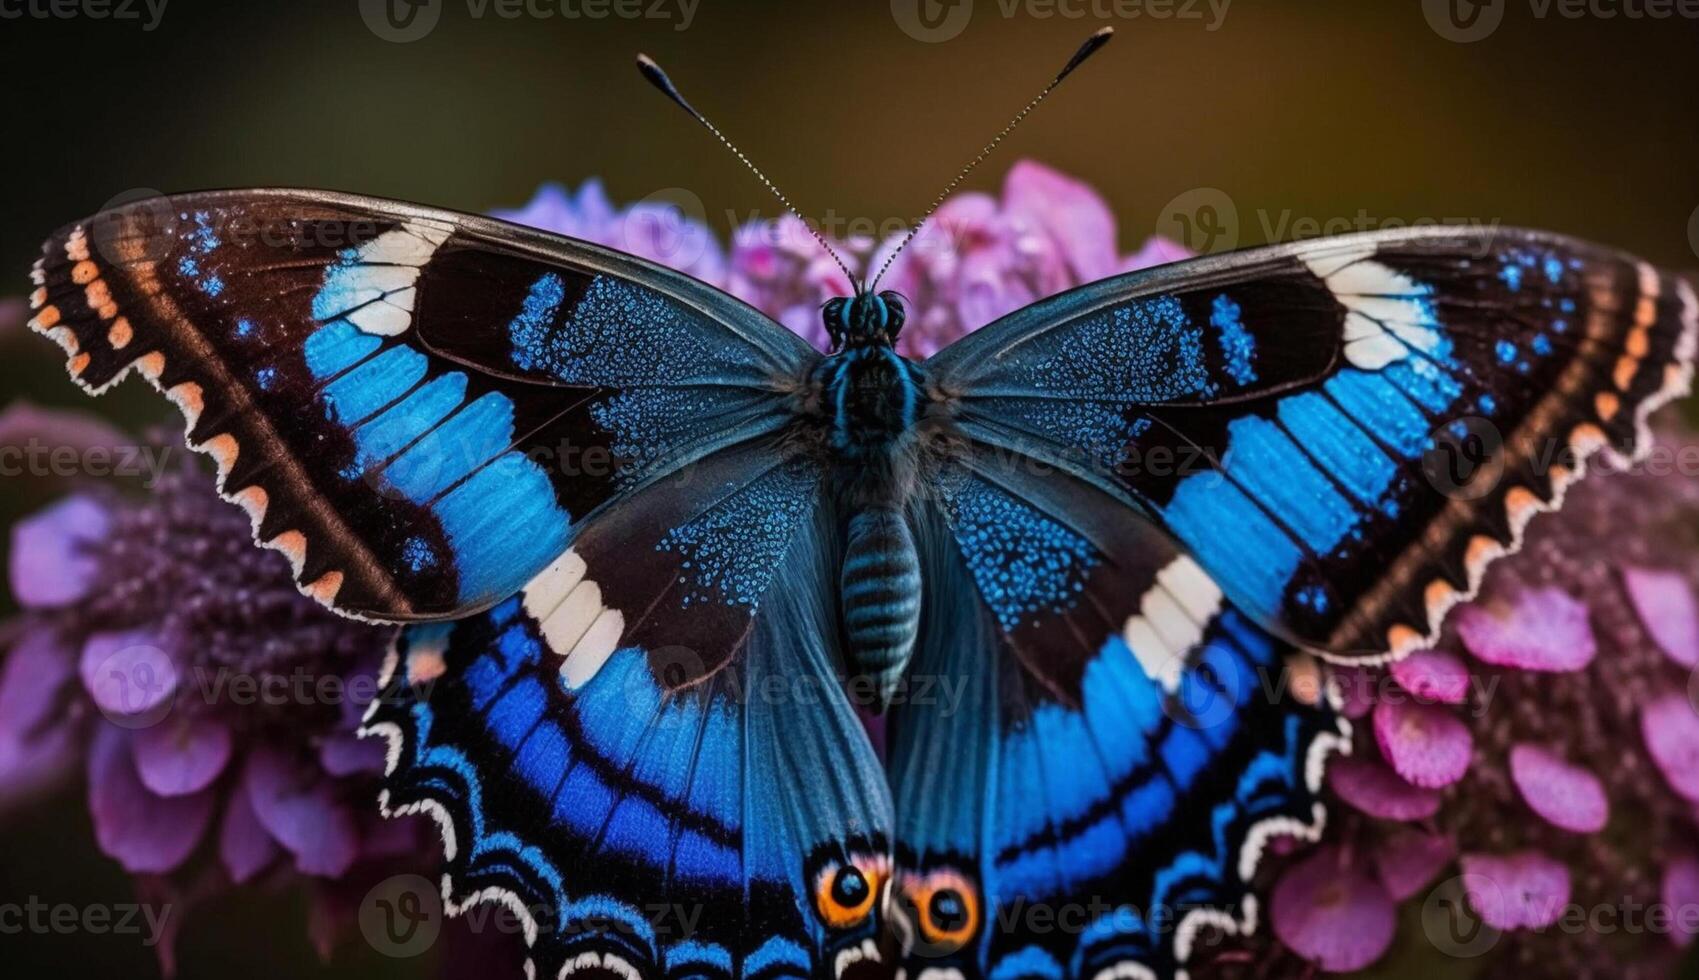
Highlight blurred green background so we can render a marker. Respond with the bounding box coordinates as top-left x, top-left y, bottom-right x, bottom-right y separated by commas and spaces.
1, 0, 1697, 977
